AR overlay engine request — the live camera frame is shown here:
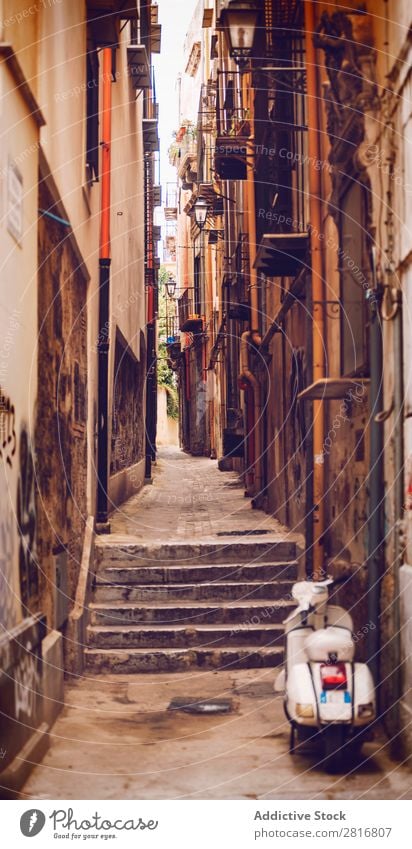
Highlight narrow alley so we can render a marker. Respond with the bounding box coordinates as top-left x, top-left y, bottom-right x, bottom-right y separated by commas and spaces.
21, 452, 412, 800
1, 0, 412, 820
